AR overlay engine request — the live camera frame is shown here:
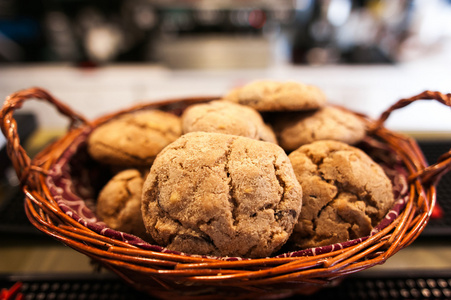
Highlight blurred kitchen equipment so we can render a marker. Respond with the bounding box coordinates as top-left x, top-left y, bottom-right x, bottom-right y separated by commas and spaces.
1, 0, 450, 67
